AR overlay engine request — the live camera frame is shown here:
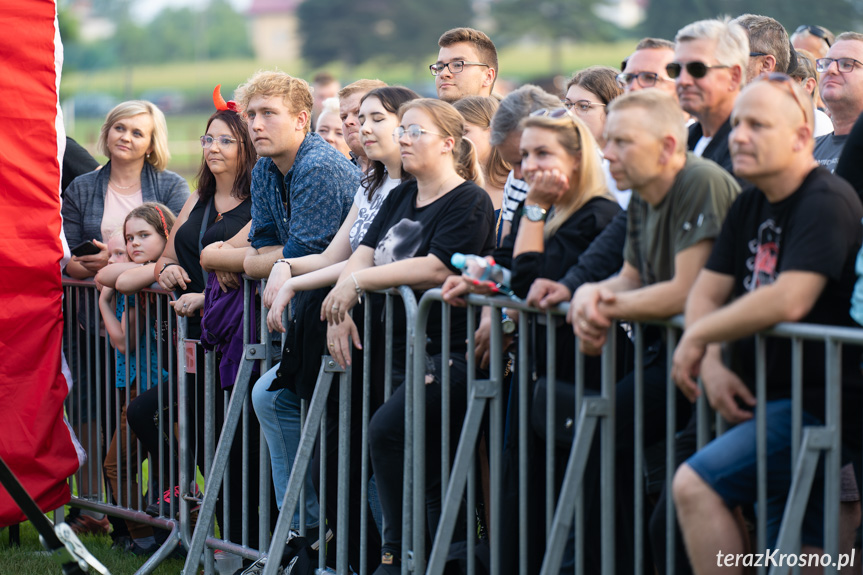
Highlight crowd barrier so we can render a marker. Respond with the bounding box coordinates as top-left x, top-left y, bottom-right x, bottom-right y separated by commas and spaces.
63, 277, 183, 574
62, 276, 860, 575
